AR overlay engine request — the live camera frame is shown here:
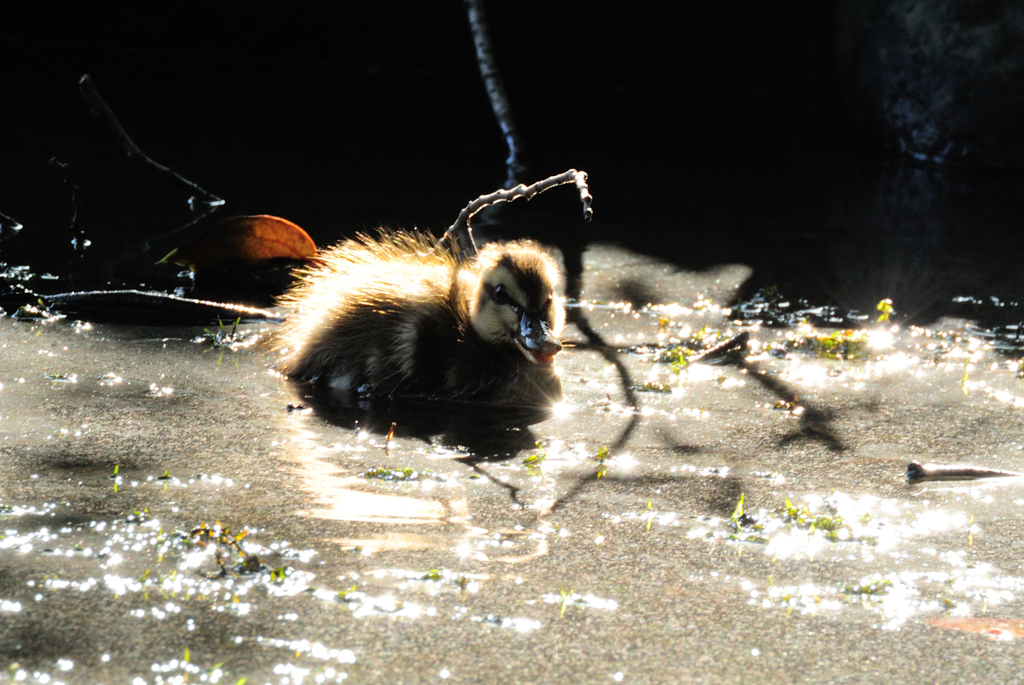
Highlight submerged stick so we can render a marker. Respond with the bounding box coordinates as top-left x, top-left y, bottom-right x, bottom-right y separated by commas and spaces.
43, 290, 282, 324
464, 0, 526, 189
78, 74, 225, 209
905, 461, 1022, 484
691, 332, 750, 364
438, 169, 593, 259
